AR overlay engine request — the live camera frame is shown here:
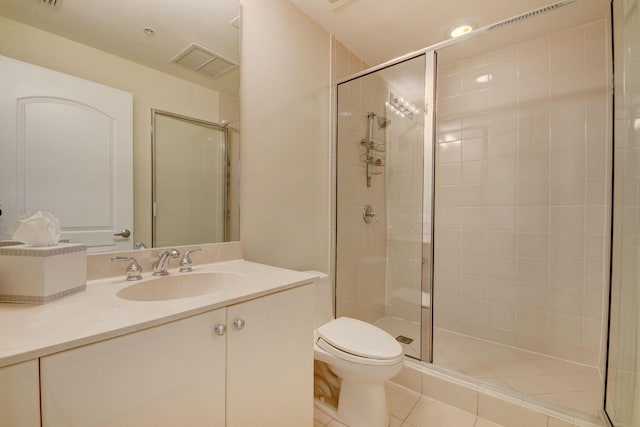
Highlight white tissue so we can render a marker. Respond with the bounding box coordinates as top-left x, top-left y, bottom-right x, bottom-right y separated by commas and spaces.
8, 211, 61, 247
